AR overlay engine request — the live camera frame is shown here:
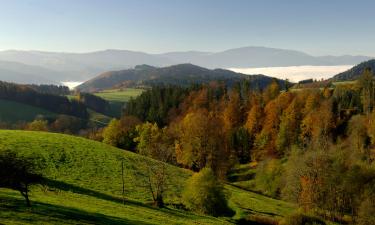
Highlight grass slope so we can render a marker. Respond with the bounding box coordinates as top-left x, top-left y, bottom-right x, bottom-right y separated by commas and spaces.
94, 88, 144, 118
0, 130, 295, 224
0, 99, 56, 123
94, 88, 144, 103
